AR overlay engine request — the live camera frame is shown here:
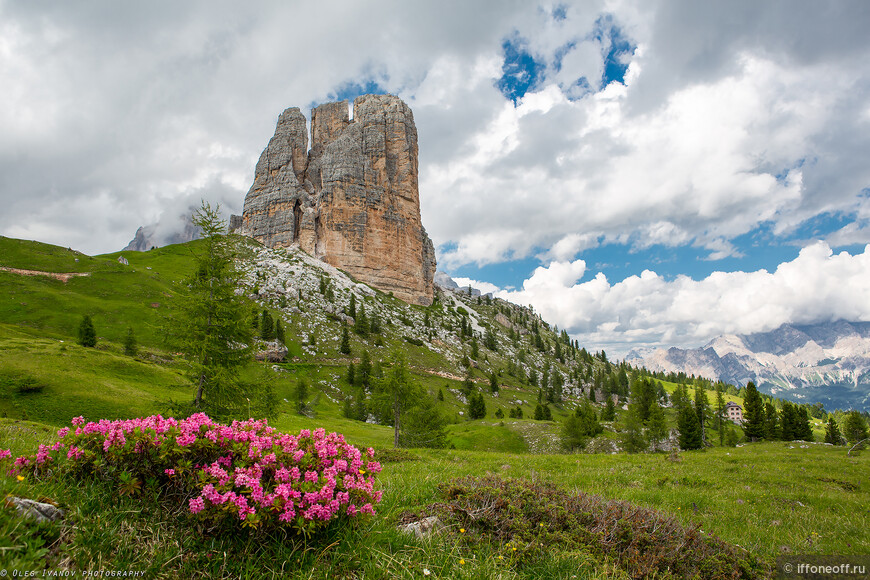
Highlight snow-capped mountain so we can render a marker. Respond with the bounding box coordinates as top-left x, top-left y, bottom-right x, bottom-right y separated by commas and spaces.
626, 321, 870, 411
